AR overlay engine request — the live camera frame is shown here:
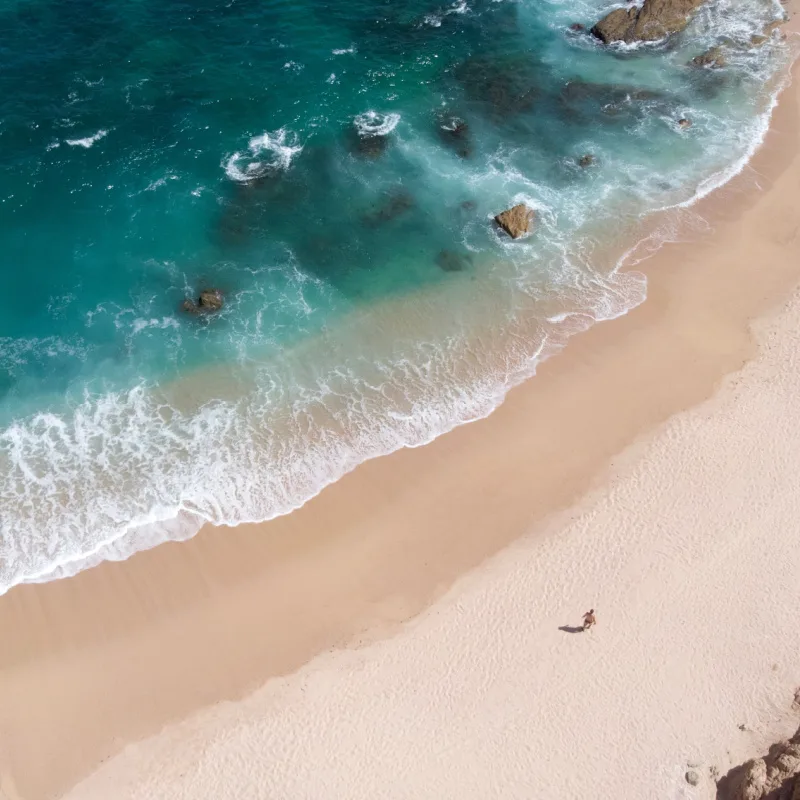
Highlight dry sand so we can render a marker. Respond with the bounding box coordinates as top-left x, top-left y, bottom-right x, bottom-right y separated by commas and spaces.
2, 20, 800, 800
